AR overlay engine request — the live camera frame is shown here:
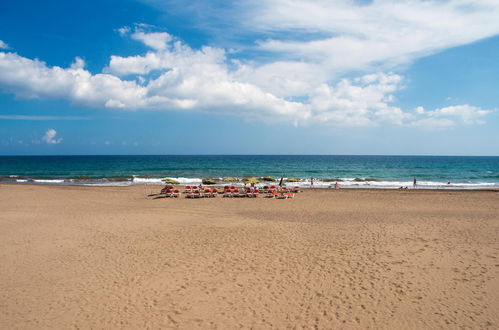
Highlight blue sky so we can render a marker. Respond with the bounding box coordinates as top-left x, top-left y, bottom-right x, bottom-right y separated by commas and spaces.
0, 0, 498, 155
